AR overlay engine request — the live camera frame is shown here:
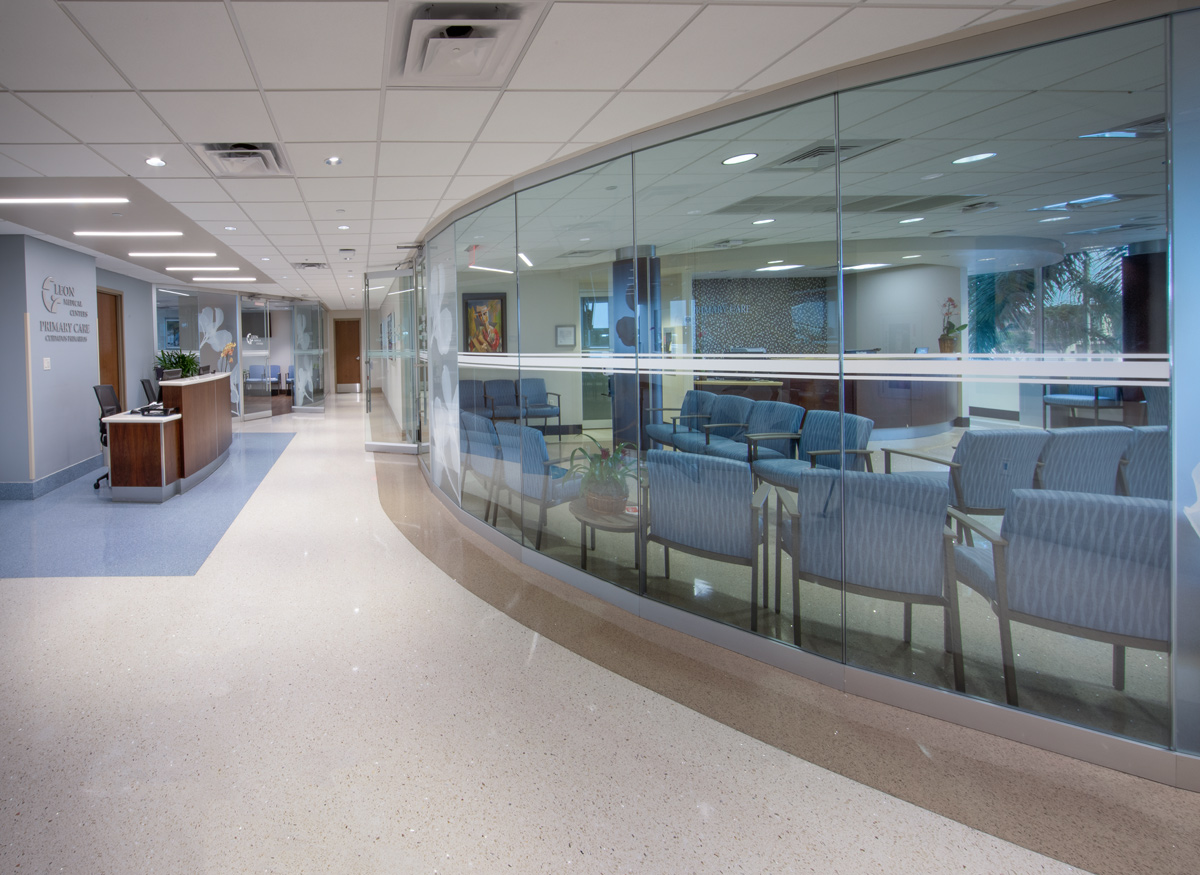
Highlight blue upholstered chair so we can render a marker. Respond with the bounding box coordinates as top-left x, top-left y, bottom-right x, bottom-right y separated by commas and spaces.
461, 411, 501, 524
247, 364, 268, 393
484, 379, 523, 421
494, 422, 582, 549
670, 394, 755, 455
640, 450, 770, 631
952, 490, 1170, 706
752, 411, 875, 494
645, 390, 716, 449
459, 379, 493, 418
883, 429, 1049, 540
1042, 384, 1122, 427
1119, 426, 1170, 500
269, 364, 282, 391
1034, 426, 1132, 494
286, 364, 295, 393
517, 377, 562, 438
704, 400, 806, 463
1143, 385, 1169, 426
775, 469, 964, 691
